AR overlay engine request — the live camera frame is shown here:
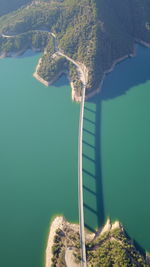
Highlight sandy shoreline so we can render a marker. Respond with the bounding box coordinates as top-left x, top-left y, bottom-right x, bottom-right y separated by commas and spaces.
45, 216, 84, 267
45, 216, 64, 267
33, 56, 83, 102
0, 53, 6, 59
33, 52, 85, 102
33, 58, 49, 86
45, 216, 121, 267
